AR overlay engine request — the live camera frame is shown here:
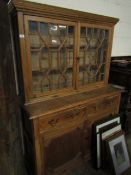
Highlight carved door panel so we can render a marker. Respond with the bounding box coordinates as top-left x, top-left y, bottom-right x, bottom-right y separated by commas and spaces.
38, 107, 91, 175
41, 119, 90, 175
44, 128, 82, 172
